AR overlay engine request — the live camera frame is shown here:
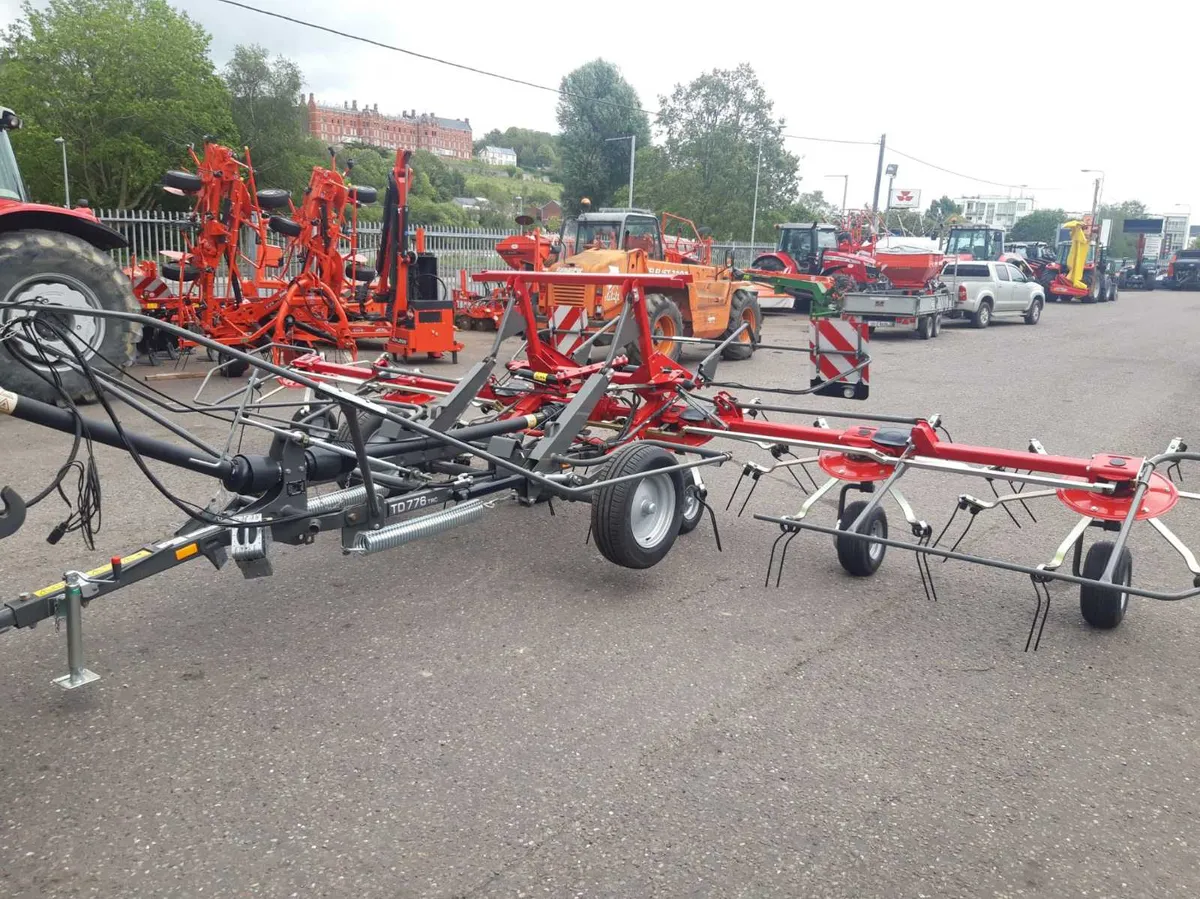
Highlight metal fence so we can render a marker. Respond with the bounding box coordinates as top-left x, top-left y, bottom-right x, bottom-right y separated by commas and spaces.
97, 209, 775, 282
